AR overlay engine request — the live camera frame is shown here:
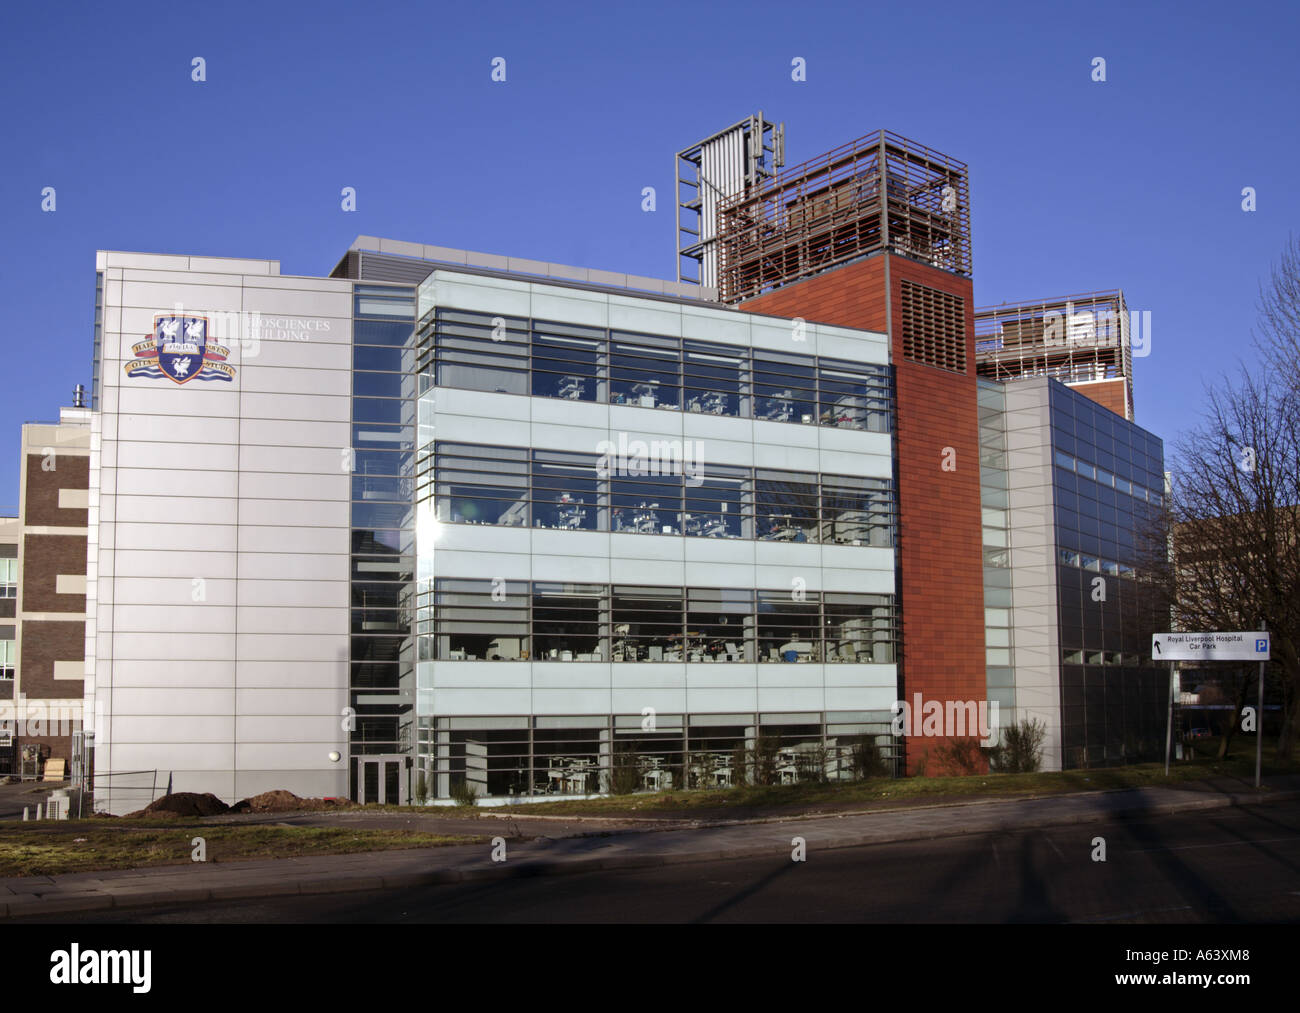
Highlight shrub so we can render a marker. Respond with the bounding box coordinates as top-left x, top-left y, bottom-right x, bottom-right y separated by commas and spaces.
935, 737, 986, 775
609, 746, 643, 795
750, 735, 780, 786
850, 739, 887, 780
794, 745, 829, 784
730, 742, 749, 788
996, 717, 1047, 773
450, 778, 479, 807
